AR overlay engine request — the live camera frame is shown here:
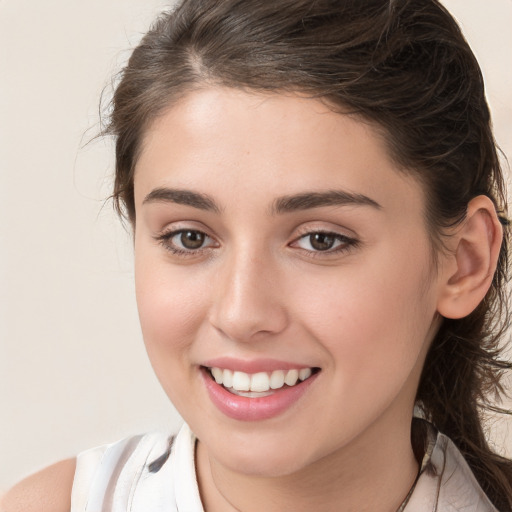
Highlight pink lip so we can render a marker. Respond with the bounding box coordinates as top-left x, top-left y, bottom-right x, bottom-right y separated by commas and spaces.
201, 357, 313, 374
200, 367, 319, 421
